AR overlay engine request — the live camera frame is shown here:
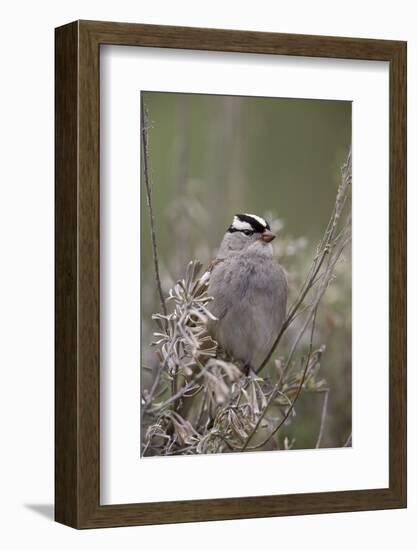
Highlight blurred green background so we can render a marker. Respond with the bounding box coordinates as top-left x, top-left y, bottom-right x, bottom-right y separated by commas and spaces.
141, 91, 352, 450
